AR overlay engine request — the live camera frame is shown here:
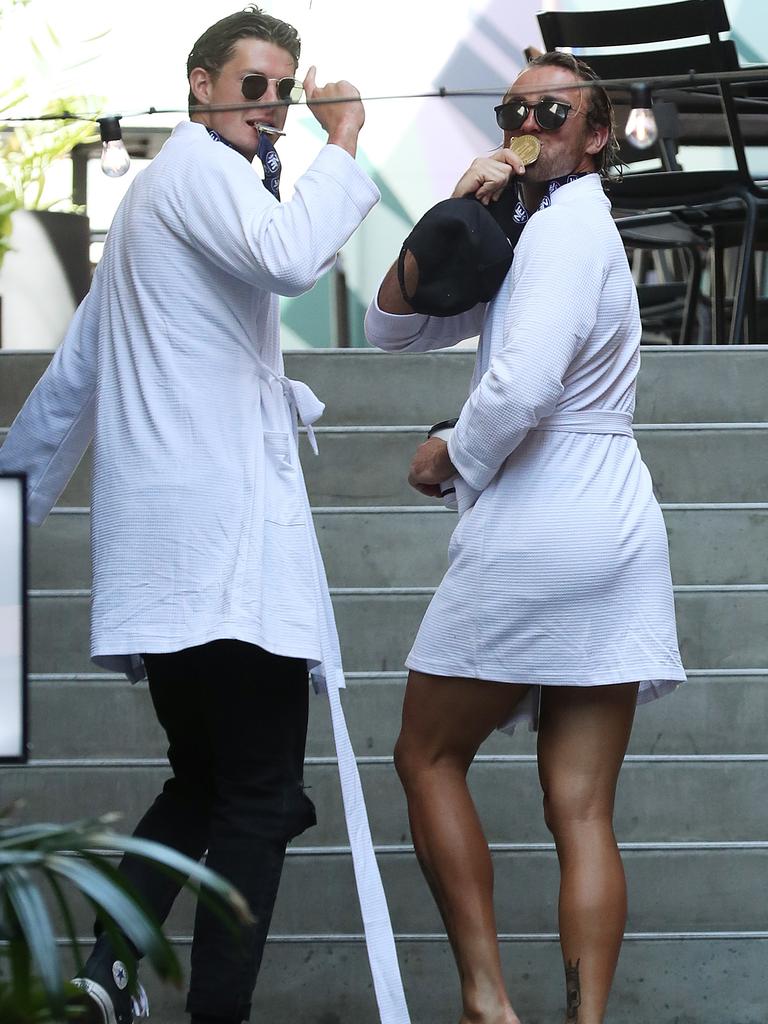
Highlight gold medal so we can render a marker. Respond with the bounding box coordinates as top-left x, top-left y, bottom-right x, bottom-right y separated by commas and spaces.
507, 135, 541, 165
